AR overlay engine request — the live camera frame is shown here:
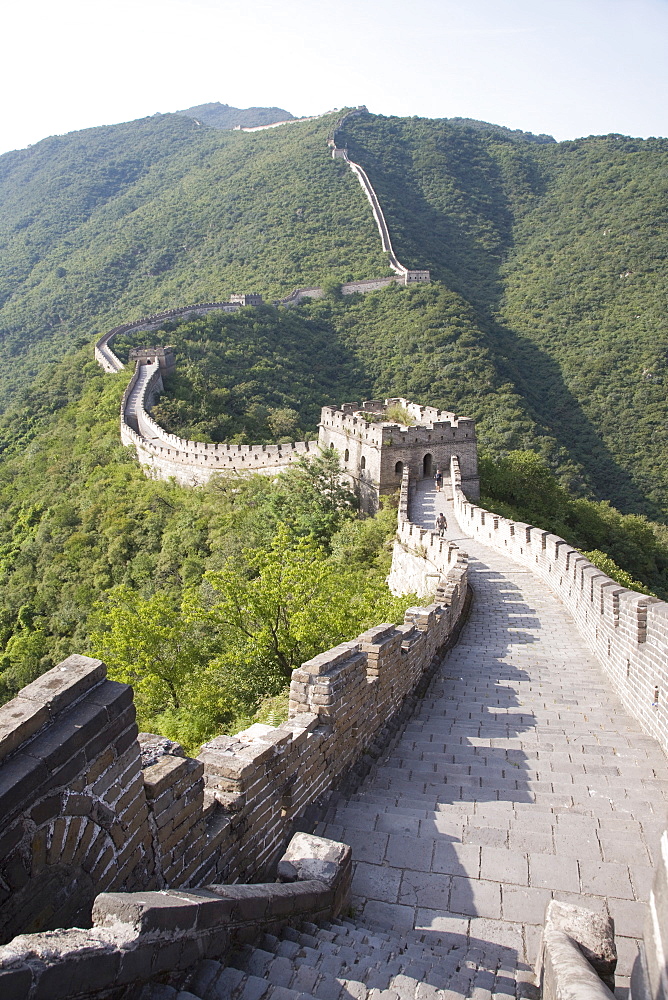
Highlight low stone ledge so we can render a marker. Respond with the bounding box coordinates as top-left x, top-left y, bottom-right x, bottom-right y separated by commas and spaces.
0, 834, 350, 999
0, 656, 106, 763
538, 900, 617, 1000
